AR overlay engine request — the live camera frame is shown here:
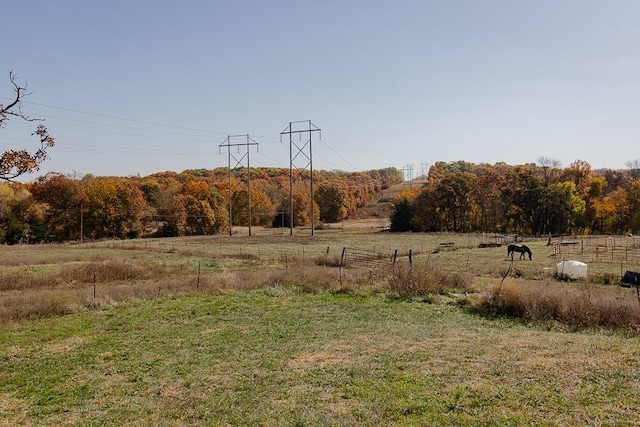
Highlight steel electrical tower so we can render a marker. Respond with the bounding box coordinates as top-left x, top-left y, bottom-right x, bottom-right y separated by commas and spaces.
219, 135, 258, 236
280, 120, 321, 236
403, 163, 414, 187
